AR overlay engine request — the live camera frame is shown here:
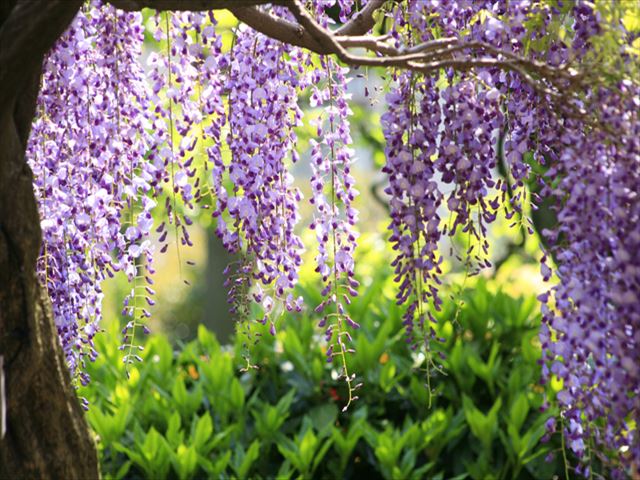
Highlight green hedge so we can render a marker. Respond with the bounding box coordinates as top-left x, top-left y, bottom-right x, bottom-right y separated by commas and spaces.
80, 270, 578, 479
